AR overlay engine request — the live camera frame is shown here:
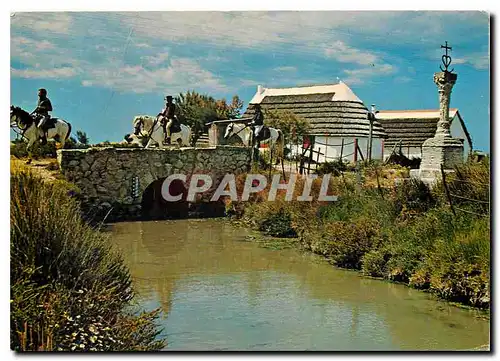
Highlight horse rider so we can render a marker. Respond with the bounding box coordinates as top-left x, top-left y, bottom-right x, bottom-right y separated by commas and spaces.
32, 88, 52, 143
250, 103, 264, 141
157, 95, 176, 145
